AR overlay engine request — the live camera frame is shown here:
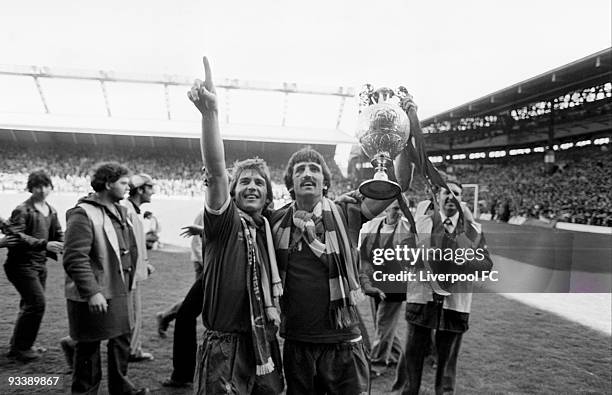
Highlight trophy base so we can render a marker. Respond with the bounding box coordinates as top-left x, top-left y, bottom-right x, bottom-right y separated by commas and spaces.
359, 179, 401, 200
